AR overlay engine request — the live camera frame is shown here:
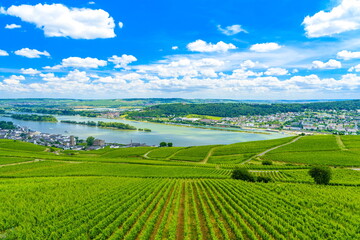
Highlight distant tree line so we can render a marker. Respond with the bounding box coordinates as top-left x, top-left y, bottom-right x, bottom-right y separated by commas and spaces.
11, 114, 58, 122
14, 107, 101, 117
61, 120, 139, 130
0, 121, 15, 129
126, 100, 360, 118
